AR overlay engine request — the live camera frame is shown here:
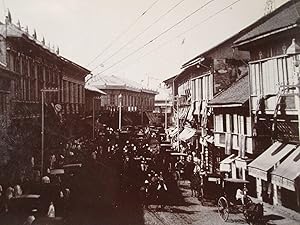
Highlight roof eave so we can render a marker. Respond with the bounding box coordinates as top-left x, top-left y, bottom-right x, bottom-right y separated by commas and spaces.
233, 24, 298, 48
209, 103, 243, 108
